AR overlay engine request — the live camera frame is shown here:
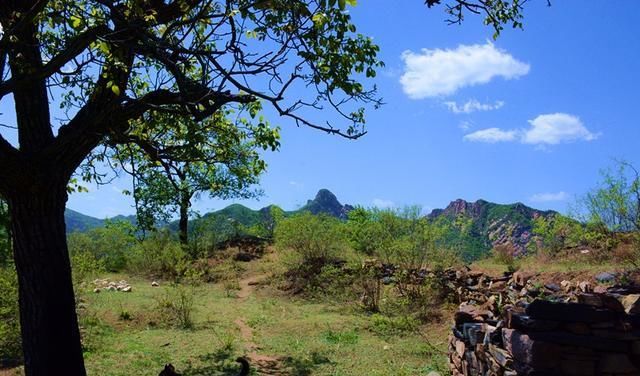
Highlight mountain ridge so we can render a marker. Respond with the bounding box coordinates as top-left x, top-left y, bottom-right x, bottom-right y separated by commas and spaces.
65, 190, 557, 260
